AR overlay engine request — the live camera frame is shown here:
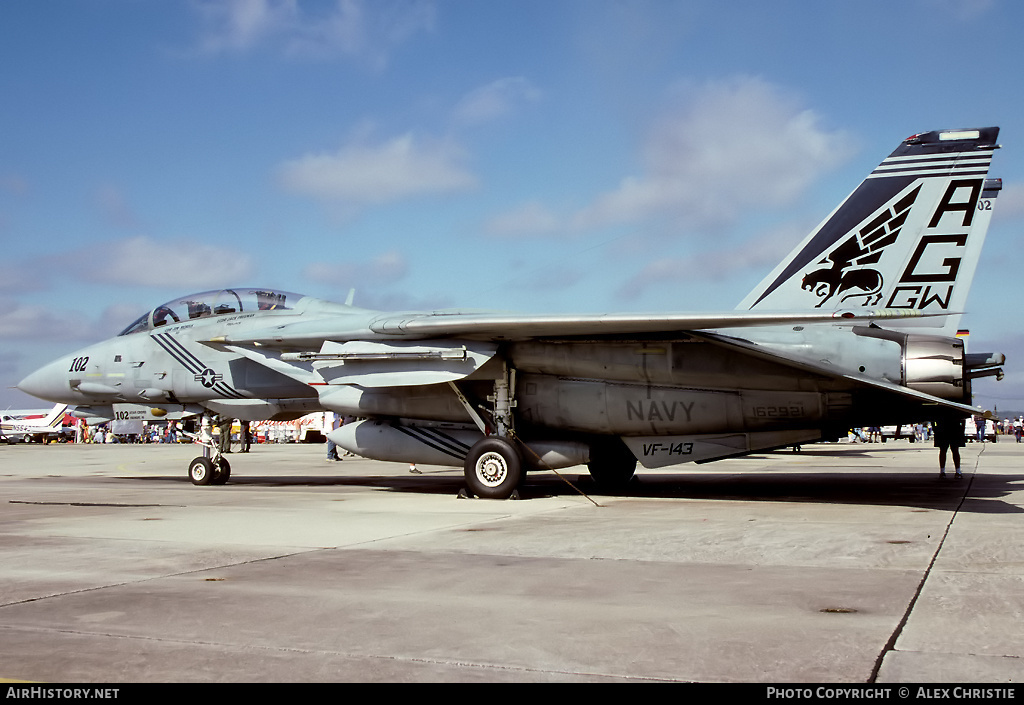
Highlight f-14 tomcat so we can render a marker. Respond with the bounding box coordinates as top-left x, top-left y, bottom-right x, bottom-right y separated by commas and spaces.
18, 127, 1007, 498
